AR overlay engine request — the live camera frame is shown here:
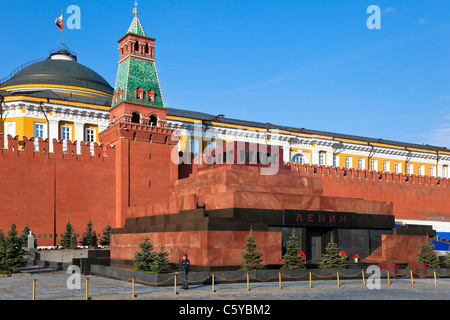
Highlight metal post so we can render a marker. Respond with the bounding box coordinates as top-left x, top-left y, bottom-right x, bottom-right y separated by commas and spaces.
279, 272, 282, 290
434, 271, 437, 286
362, 270, 365, 287
387, 270, 390, 286
246, 273, 250, 291
85, 278, 89, 300
132, 277, 136, 298
32, 279, 36, 300
174, 275, 177, 295
309, 272, 312, 288
410, 270, 414, 286
337, 272, 340, 288
212, 274, 215, 293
